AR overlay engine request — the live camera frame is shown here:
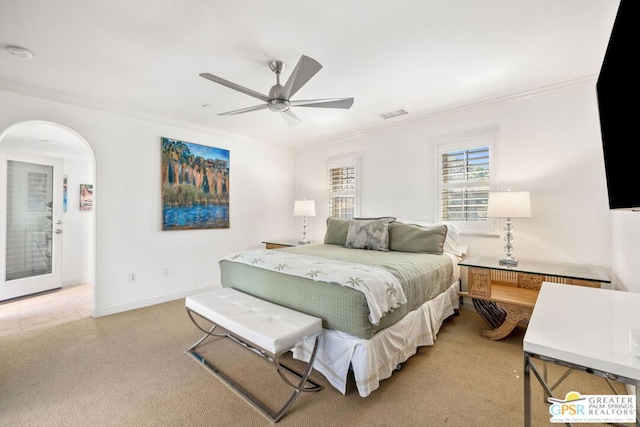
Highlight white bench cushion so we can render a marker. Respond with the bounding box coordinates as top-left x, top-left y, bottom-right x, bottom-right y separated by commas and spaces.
186, 288, 322, 355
